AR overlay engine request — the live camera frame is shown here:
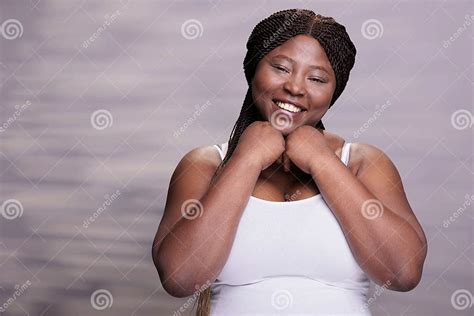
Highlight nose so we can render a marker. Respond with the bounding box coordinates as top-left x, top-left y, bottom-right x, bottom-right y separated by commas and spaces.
283, 74, 306, 96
